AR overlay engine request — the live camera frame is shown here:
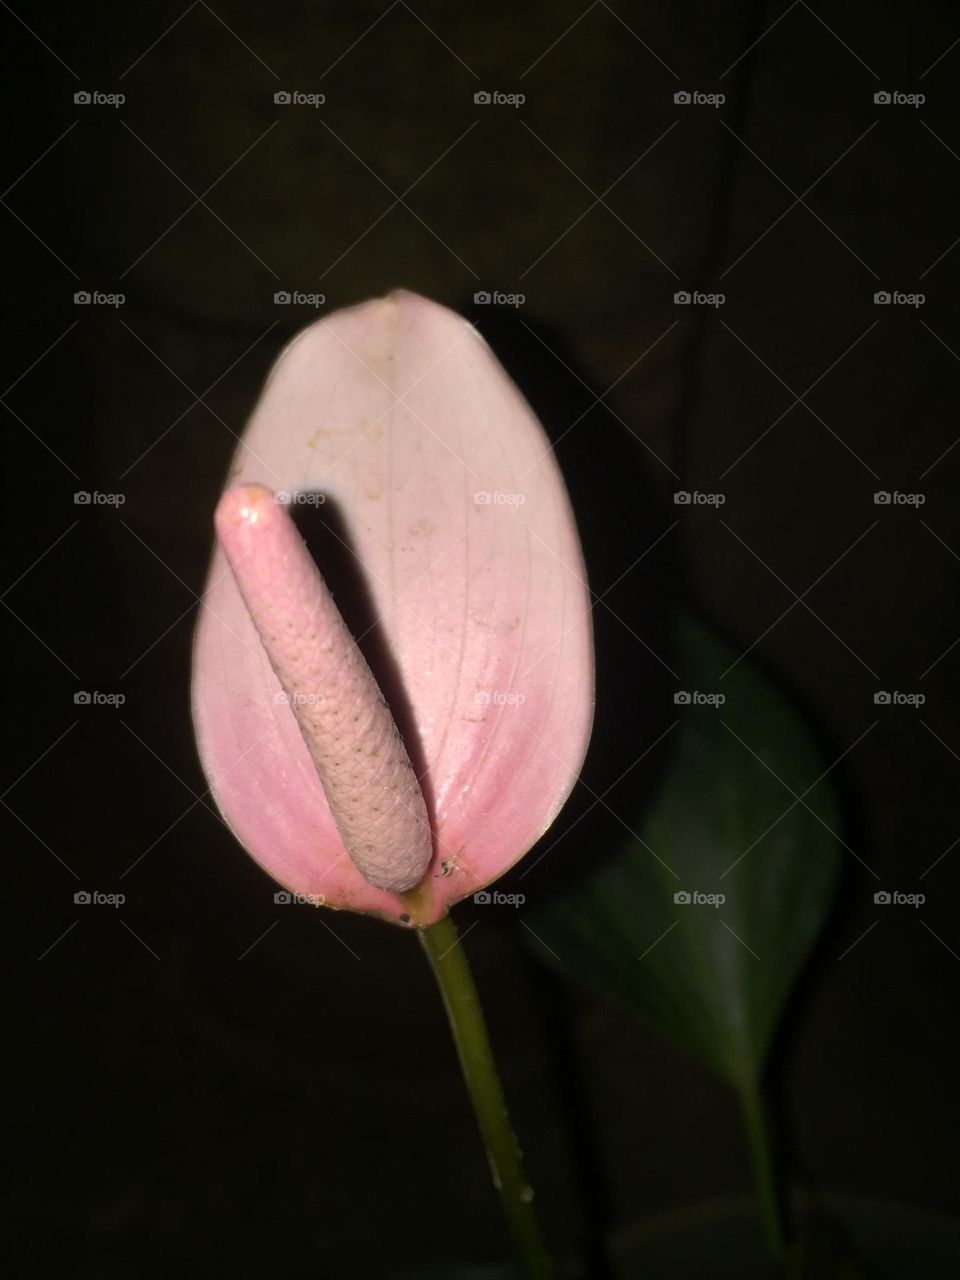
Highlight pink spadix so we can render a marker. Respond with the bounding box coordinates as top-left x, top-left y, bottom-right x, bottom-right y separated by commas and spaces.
192, 291, 594, 927
214, 483, 433, 894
